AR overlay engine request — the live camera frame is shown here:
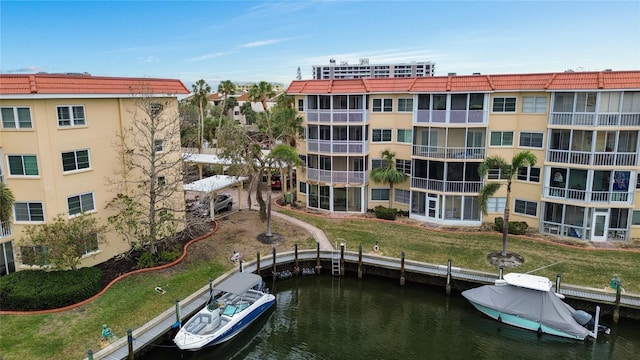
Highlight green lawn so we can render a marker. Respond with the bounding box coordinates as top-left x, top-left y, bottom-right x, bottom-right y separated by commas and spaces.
1, 210, 638, 360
